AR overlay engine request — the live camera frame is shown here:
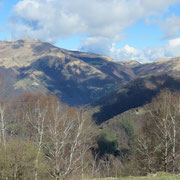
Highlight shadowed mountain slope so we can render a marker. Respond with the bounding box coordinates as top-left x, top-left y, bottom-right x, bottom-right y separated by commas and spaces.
0, 39, 135, 105
2, 39, 180, 107
90, 74, 180, 124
